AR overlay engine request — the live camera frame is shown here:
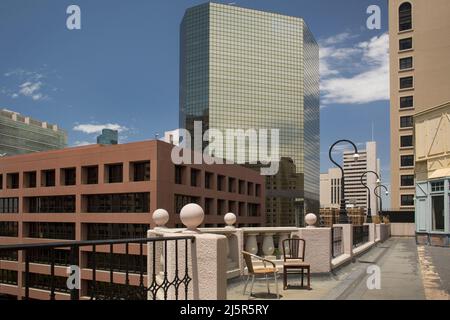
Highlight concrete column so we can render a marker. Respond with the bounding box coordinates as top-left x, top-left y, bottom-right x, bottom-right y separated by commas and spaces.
375, 224, 381, 242
147, 230, 227, 300
123, 162, 130, 183
294, 228, 332, 273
